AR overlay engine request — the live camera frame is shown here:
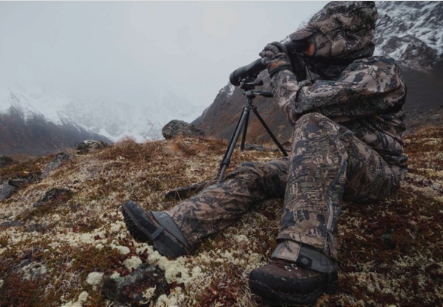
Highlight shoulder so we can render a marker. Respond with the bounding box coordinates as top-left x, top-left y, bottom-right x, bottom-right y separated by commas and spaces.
340, 56, 402, 82
346, 56, 399, 71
